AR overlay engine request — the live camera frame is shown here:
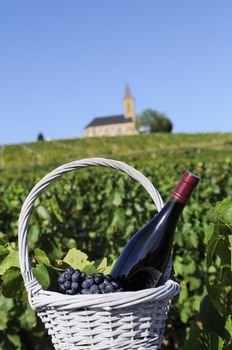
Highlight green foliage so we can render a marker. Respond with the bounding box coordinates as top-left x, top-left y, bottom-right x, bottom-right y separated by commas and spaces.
184, 198, 232, 350
0, 133, 232, 349
137, 109, 173, 133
